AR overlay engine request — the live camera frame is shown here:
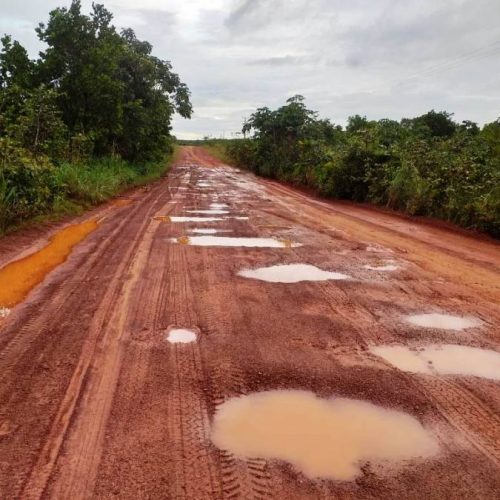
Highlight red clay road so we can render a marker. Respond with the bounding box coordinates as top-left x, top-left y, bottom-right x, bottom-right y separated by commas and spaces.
0, 146, 499, 499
